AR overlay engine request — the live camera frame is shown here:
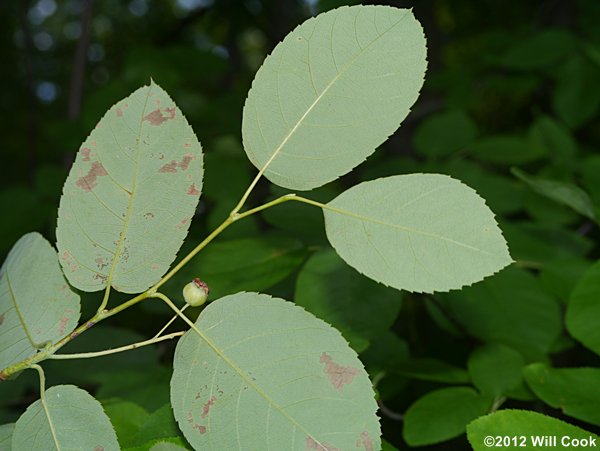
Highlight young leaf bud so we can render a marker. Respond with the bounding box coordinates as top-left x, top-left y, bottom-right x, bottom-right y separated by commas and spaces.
183, 278, 209, 307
